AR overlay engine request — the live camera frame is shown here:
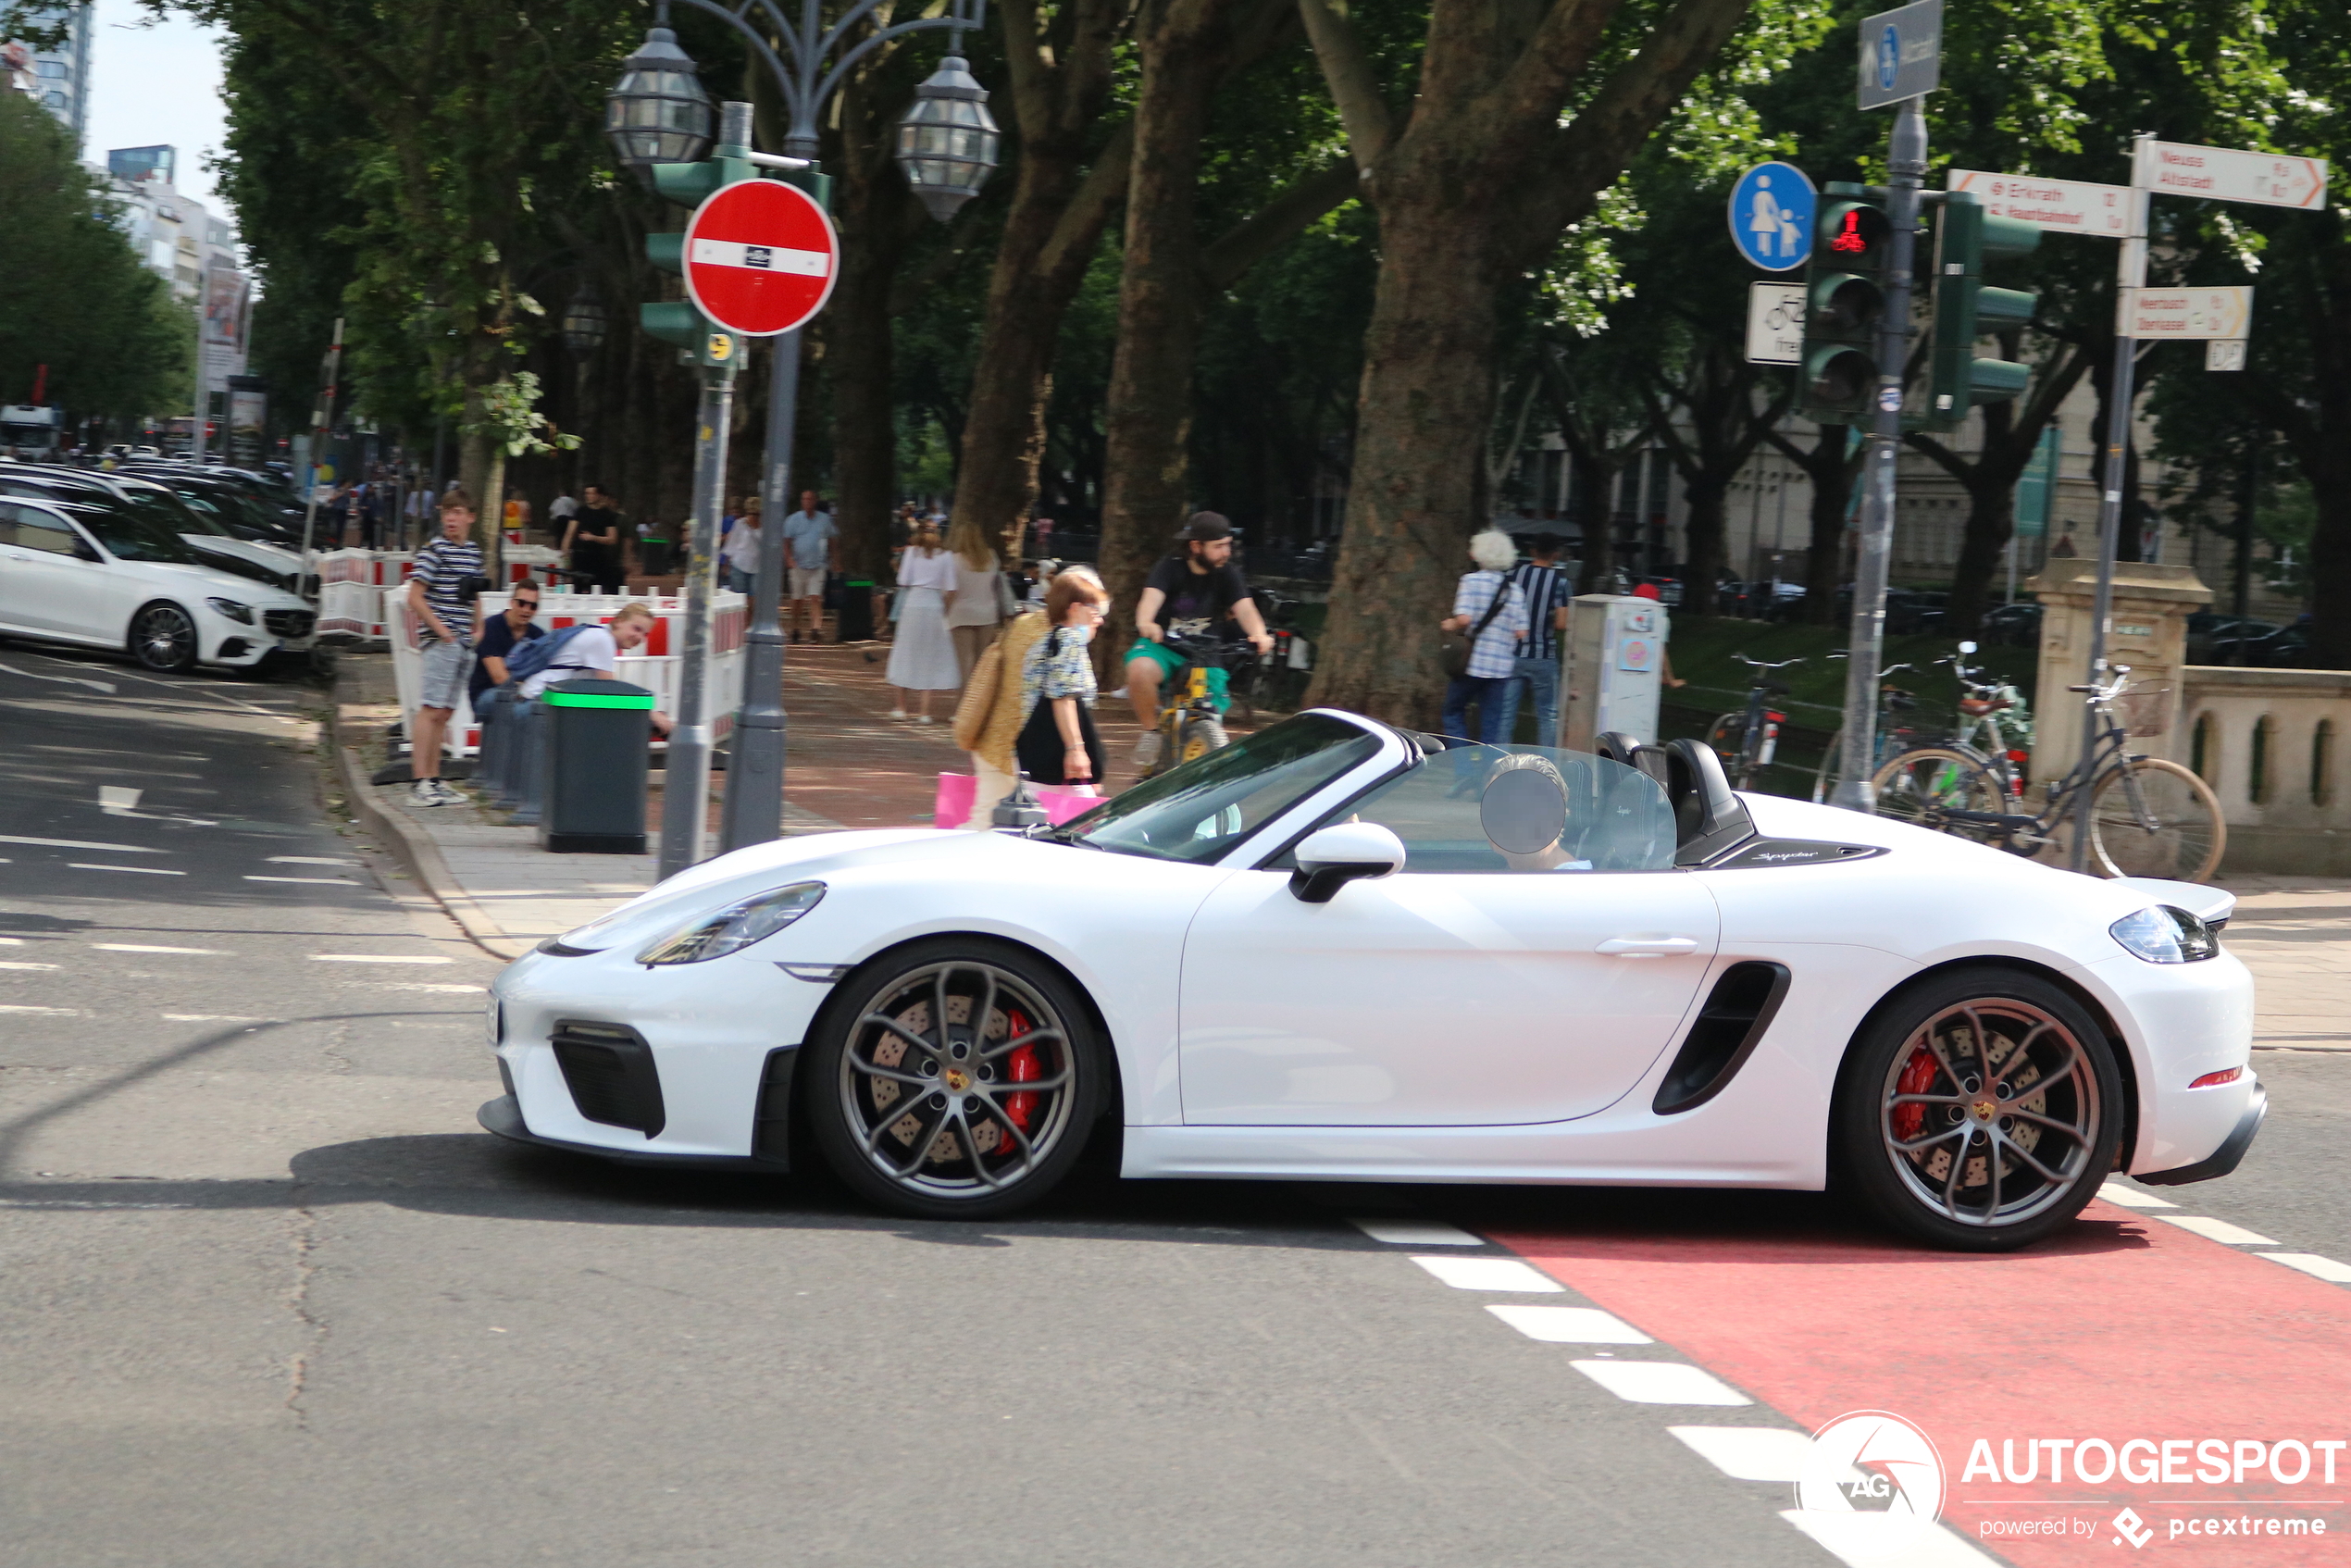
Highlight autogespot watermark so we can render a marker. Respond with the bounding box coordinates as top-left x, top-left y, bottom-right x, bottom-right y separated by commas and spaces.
1794, 1412, 2344, 1552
